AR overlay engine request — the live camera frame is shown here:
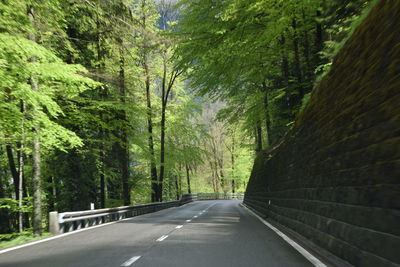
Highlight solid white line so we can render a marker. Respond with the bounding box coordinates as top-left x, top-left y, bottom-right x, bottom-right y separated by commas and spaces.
186, 219, 191, 222
241, 204, 327, 267
121, 256, 141, 266
0, 205, 179, 255
156, 235, 168, 242
176, 225, 183, 229
0, 219, 125, 255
